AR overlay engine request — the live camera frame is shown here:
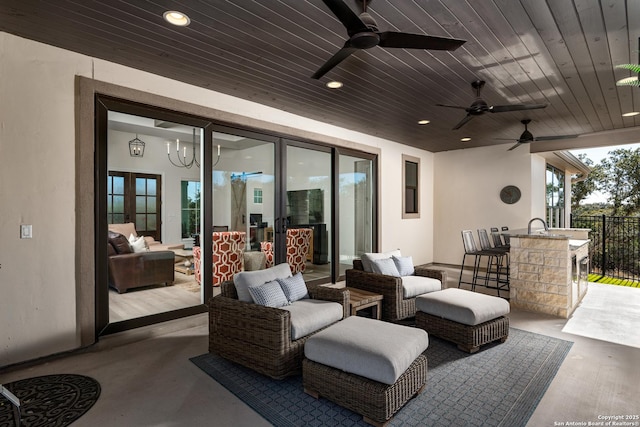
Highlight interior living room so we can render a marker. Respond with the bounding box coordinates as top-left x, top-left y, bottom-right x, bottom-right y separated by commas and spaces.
0, 1, 638, 426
